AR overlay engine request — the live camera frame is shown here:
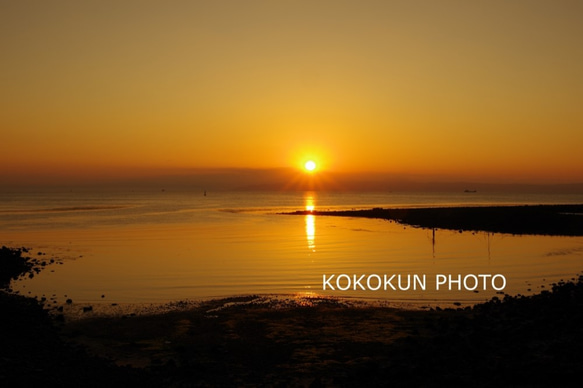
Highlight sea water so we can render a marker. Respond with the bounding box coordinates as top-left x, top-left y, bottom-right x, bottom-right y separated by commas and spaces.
1, 189, 583, 308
